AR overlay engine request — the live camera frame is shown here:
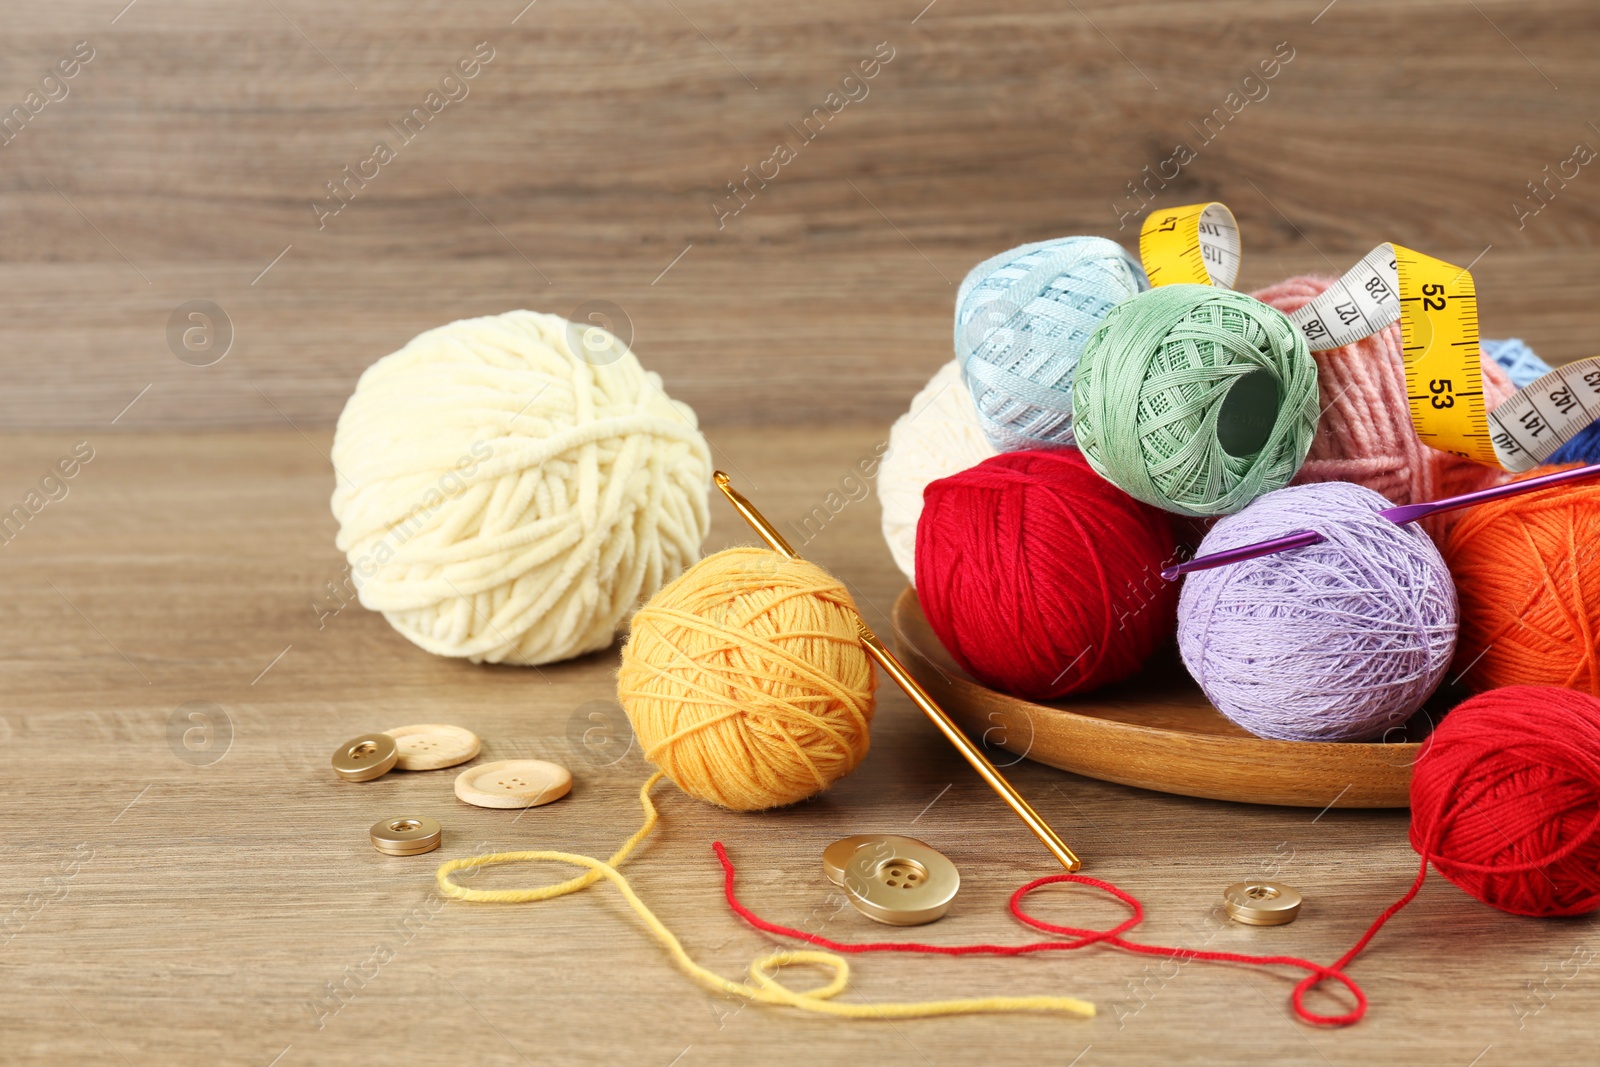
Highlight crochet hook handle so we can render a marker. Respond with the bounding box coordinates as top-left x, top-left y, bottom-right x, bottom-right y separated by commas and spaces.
1376, 460, 1600, 525
713, 471, 1083, 872
1164, 460, 1600, 580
